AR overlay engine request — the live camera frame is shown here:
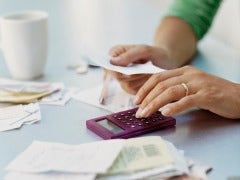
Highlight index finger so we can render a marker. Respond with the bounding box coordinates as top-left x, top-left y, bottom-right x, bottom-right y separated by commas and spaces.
134, 68, 184, 104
